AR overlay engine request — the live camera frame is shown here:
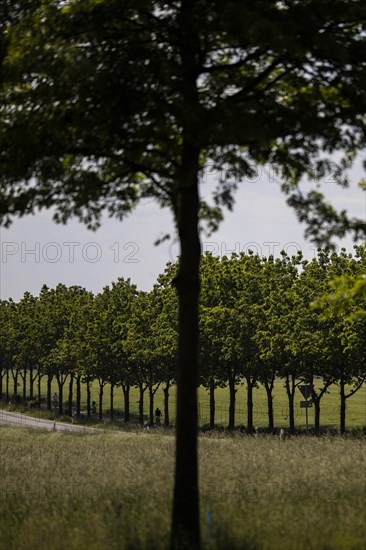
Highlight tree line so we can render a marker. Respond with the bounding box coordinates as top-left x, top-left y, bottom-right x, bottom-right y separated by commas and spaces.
1, 248, 365, 434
